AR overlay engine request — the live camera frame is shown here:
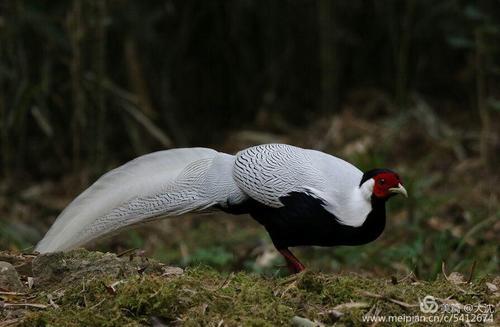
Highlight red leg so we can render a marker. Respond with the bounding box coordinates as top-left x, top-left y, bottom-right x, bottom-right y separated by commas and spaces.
278, 248, 306, 274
